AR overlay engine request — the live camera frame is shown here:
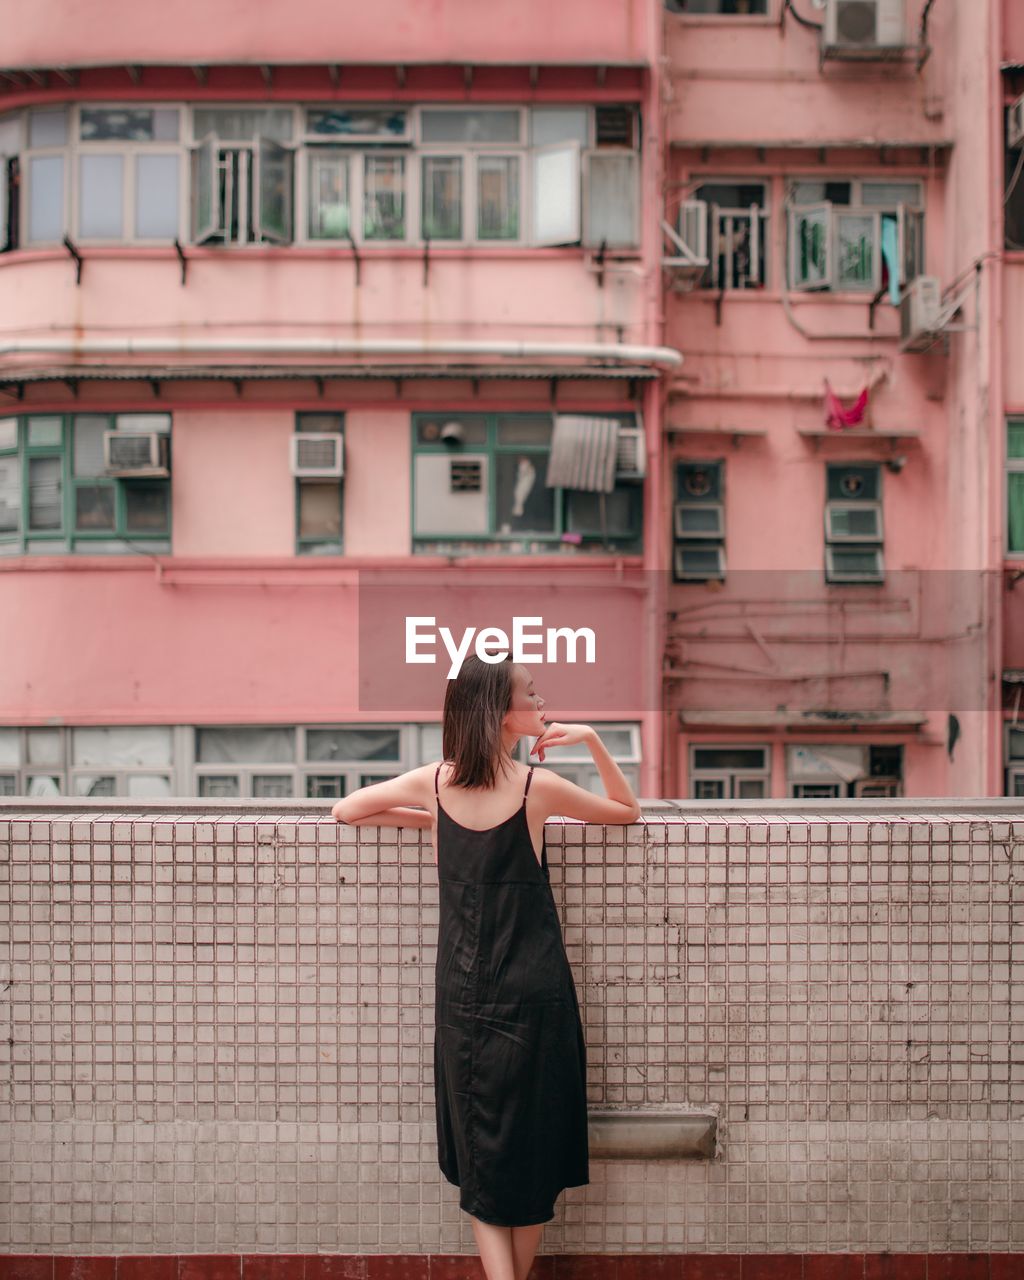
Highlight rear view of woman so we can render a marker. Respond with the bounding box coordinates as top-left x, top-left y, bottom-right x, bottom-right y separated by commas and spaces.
333, 654, 641, 1280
